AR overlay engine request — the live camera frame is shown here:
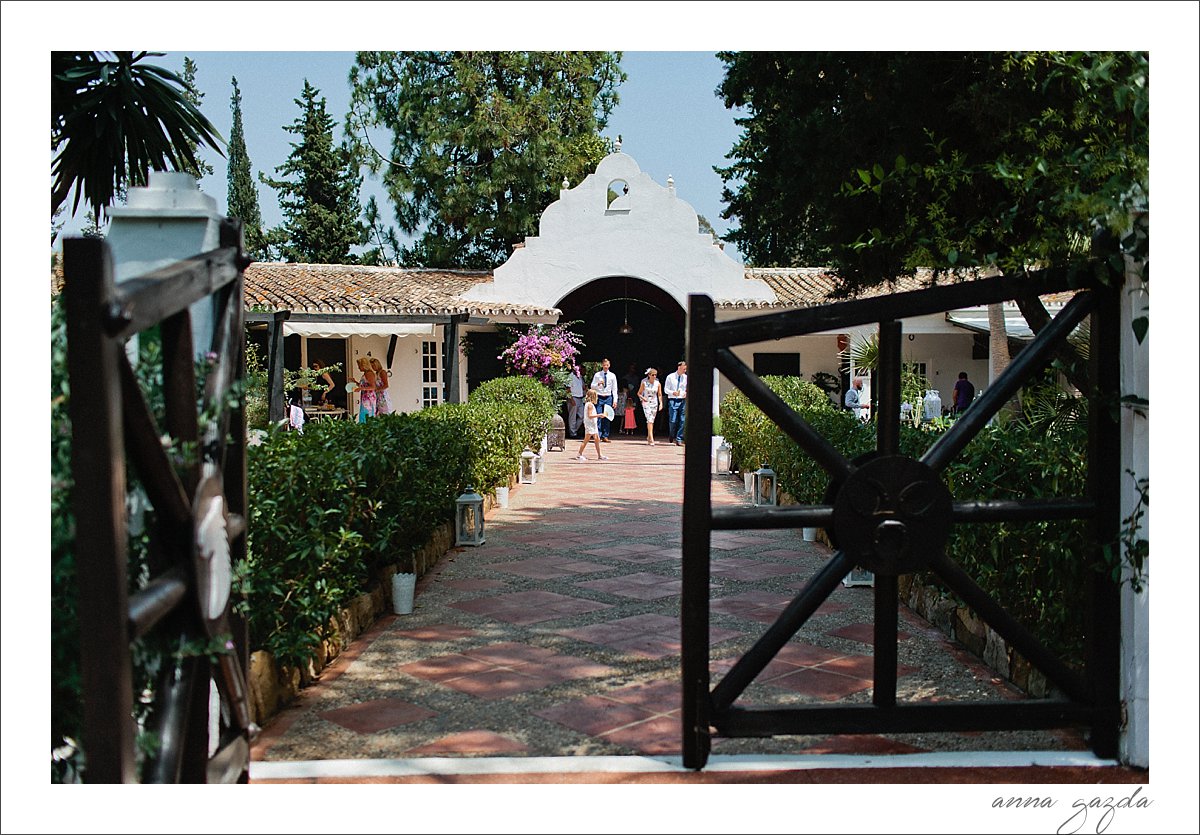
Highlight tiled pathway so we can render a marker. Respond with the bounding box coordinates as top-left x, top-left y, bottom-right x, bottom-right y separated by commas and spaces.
250, 435, 1097, 777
